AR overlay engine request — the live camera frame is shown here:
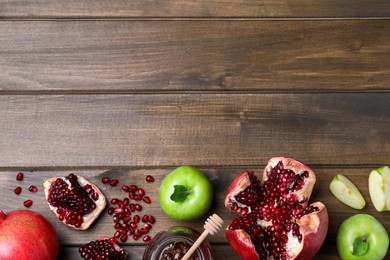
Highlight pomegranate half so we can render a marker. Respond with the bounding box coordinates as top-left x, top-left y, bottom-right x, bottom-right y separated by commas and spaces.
225, 157, 328, 260
0, 210, 58, 260
42, 173, 106, 230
